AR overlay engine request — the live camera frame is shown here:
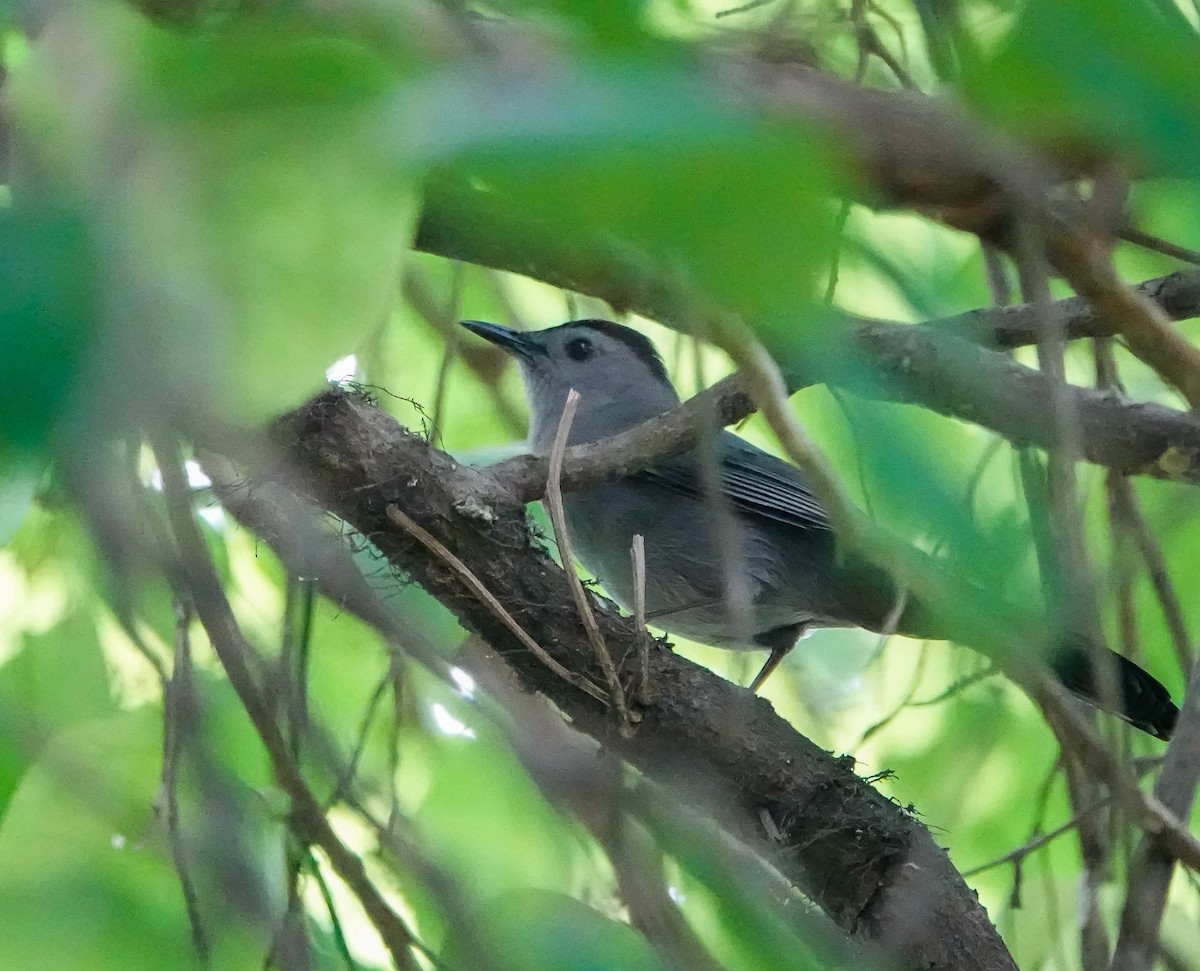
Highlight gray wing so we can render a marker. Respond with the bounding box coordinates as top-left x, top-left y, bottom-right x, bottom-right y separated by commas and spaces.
638, 432, 832, 532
